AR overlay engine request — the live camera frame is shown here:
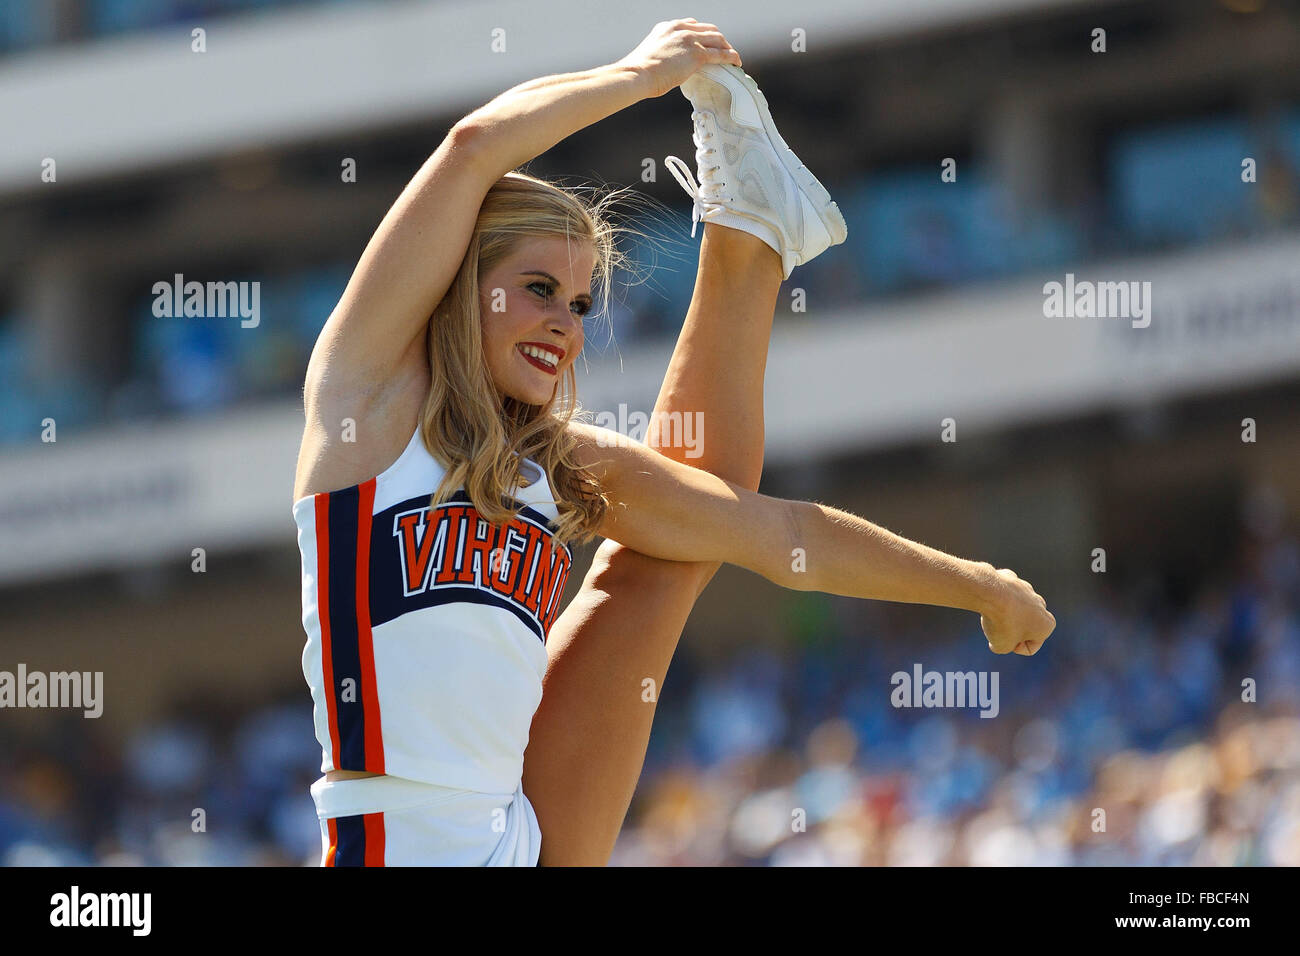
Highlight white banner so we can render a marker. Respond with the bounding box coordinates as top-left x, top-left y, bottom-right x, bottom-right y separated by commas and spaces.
0, 406, 302, 584
578, 234, 1300, 456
